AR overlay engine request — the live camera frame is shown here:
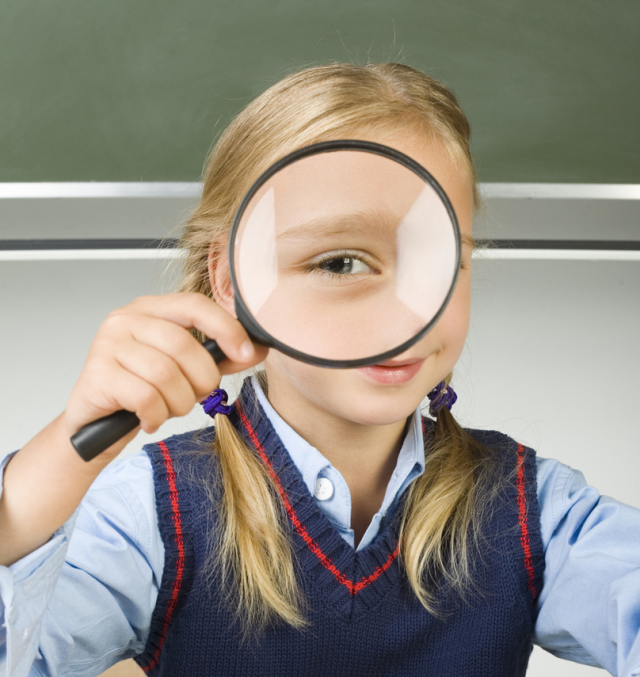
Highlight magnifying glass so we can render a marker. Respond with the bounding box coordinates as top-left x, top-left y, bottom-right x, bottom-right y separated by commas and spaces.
72, 140, 461, 460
